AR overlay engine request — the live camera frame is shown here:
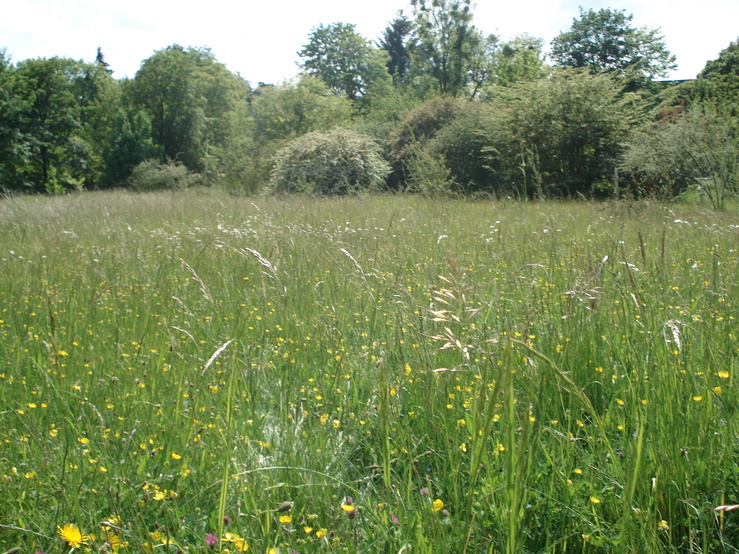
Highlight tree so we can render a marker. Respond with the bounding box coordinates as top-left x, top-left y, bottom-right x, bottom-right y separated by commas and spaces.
491, 35, 547, 87
692, 40, 739, 115
409, 0, 495, 97
299, 23, 390, 101
95, 47, 113, 75
378, 12, 413, 81
551, 8, 676, 87
131, 45, 249, 172
103, 109, 159, 185
1, 57, 118, 192
249, 75, 352, 142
